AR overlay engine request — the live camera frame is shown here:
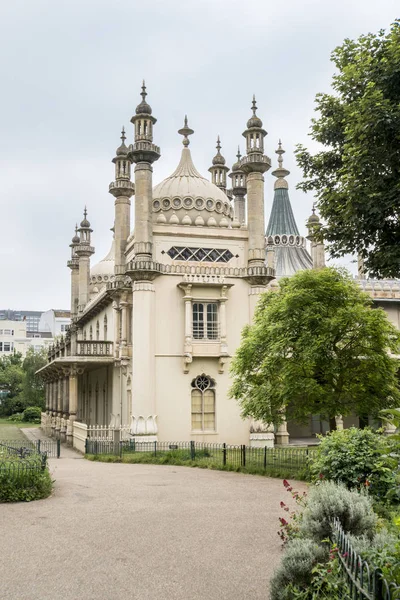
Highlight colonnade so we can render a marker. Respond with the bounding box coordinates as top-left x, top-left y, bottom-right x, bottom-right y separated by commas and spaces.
43, 365, 79, 445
